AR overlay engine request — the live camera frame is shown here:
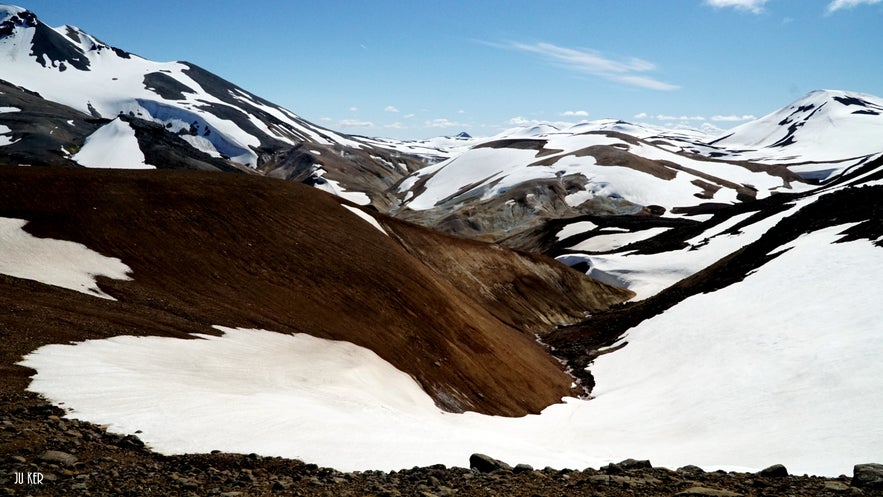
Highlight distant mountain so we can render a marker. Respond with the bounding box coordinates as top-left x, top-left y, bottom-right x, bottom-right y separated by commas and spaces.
0, 4, 426, 209
707, 89, 883, 168
392, 91, 883, 248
